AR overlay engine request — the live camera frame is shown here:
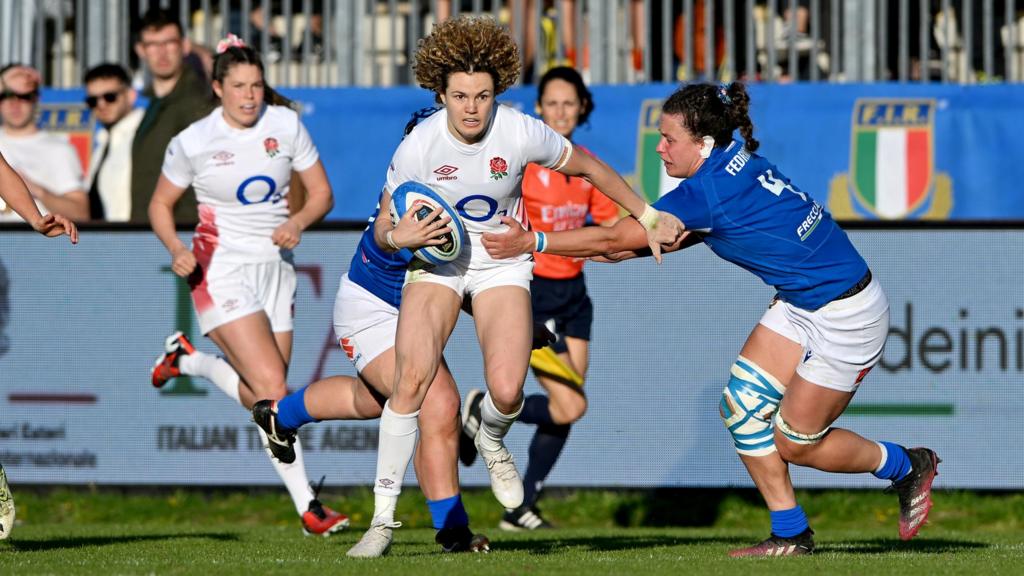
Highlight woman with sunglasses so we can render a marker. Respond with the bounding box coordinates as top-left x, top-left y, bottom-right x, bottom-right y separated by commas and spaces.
0, 64, 88, 223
